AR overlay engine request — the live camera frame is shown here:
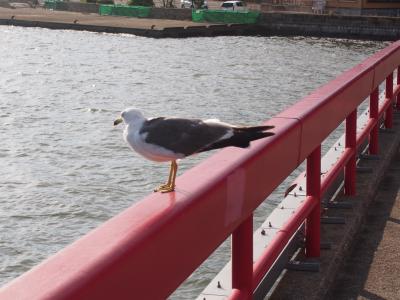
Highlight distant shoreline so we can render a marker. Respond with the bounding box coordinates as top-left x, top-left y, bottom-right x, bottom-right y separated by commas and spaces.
0, 6, 399, 40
